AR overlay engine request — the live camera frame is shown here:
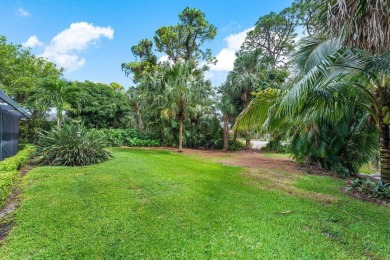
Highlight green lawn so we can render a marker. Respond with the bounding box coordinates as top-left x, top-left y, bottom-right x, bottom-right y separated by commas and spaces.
261, 152, 291, 159
1, 148, 389, 259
